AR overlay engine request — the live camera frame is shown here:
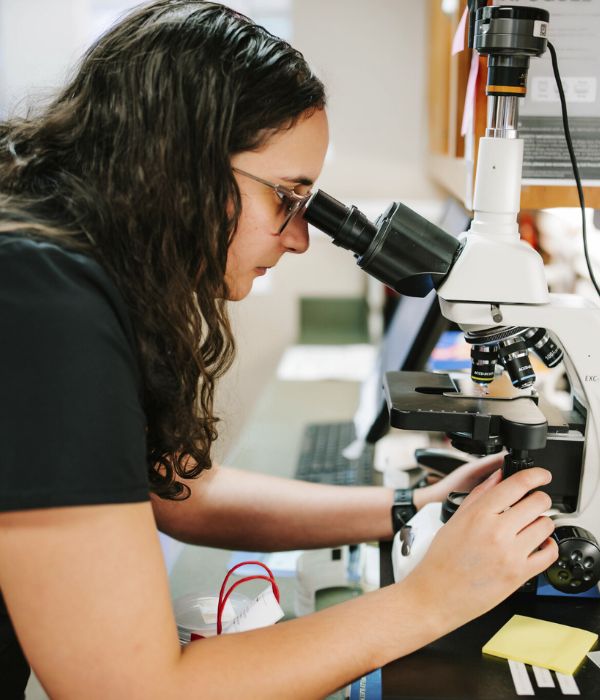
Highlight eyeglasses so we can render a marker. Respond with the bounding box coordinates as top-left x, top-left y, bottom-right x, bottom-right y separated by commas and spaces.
233, 167, 312, 234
